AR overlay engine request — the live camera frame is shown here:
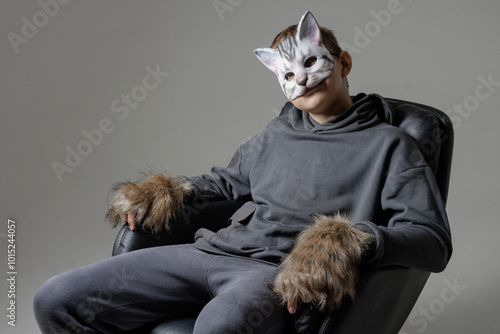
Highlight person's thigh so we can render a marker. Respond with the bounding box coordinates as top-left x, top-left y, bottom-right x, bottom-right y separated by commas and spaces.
194, 256, 290, 334
34, 244, 214, 334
